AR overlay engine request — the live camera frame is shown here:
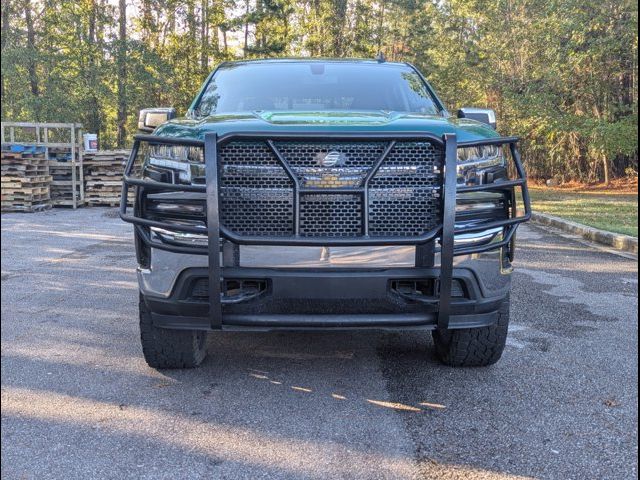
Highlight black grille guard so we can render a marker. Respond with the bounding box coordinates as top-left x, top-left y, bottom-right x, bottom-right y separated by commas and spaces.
120, 131, 531, 330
